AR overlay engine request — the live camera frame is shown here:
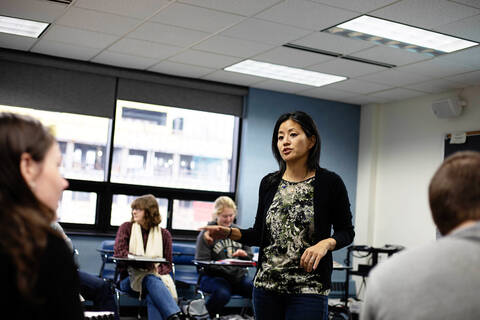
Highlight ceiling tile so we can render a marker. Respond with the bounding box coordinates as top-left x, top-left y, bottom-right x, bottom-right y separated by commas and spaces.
352, 45, 432, 66
202, 70, 264, 86
291, 32, 375, 55
148, 60, 215, 78
256, 0, 357, 30
92, 51, 158, 69
168, 50, 241, 68
396, 59, 477, 78
357, 69, 431, 87
193, 35, 273, 58
0, 33, 36, 51
370, 0, 480, 29
150, 3, 244, 33
221, 18, 311, 45
109, 38, 182, 59
31, 39, 101, 61
299, 86, 357, 101
253, 46, 334, 68
328, 78, 391, 94
177, 0, 283, 16
41, 25, 118, 49
310, 0, 398, 13
445, 70, 480, 85
404, 78, 465, 93
308, 58, 387, 78
0, 0, 67, 22
434, 14, 480, 42
450, 0, 480, 9
56, 7, 140, 36
436, 46, 480, 68
74, 0, 171, 19
338, 94, 389, 105
252, 79, 313, 93
369, 88, 426, 101
128, 22, 210, 47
